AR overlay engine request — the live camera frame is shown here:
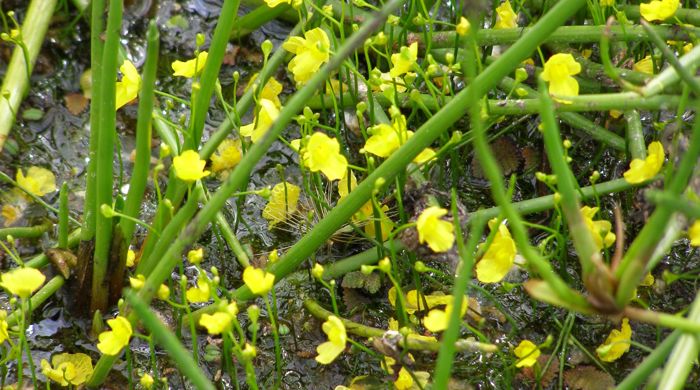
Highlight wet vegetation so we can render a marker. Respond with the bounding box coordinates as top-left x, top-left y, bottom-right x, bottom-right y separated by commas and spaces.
1, 0, 700, 388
